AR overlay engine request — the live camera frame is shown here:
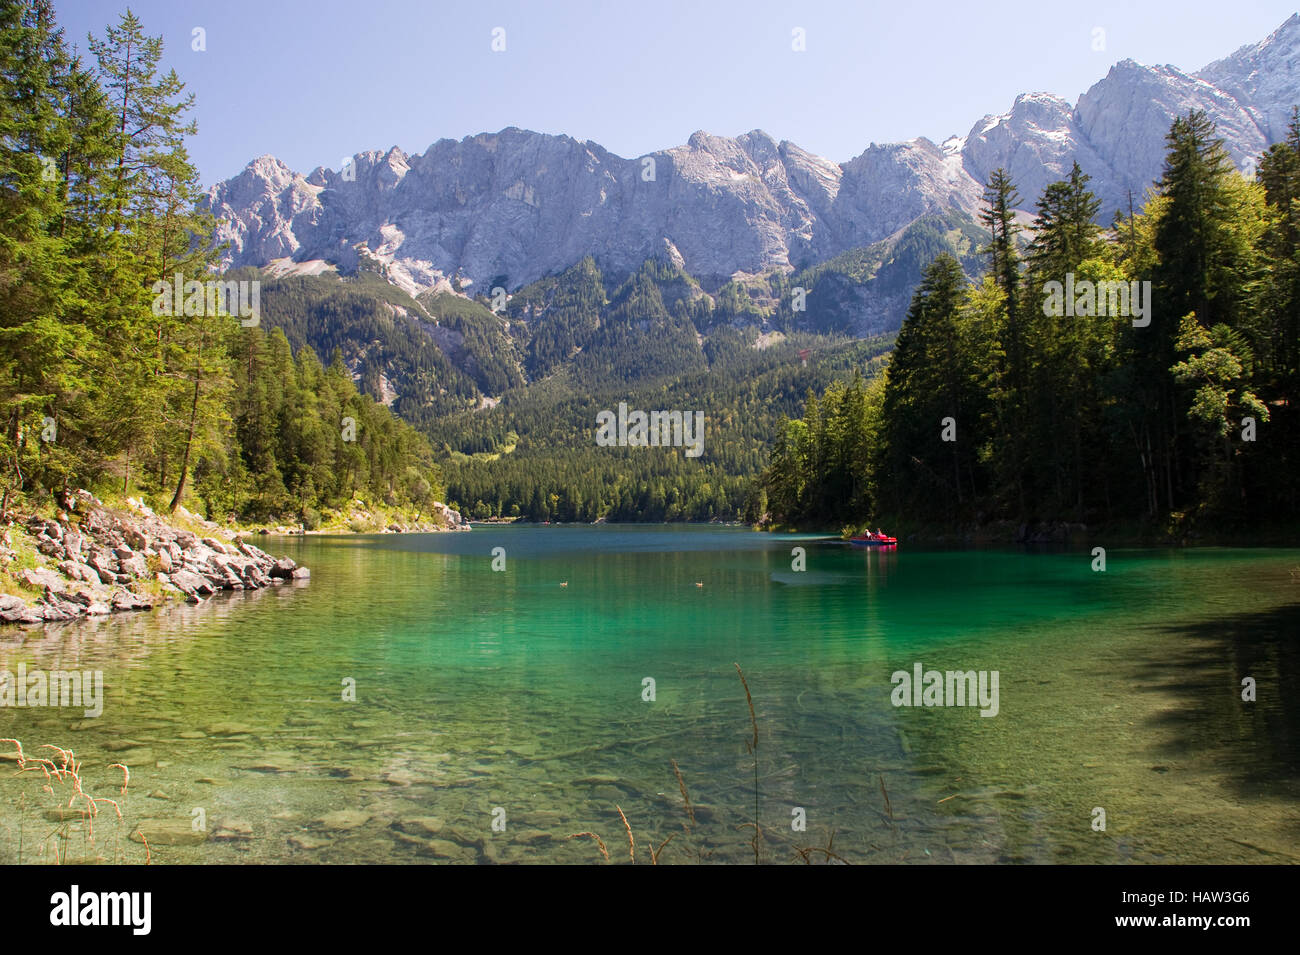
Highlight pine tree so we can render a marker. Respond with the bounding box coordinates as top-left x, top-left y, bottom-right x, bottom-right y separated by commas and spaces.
979, 170, 1035, 515
878, 254, 978, 518
0, 0, 81, 508
1024, 163, 1109, 518
88, 11, 224, 510
1026, 162, 1102, 280
1139, 109, 1252, 514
